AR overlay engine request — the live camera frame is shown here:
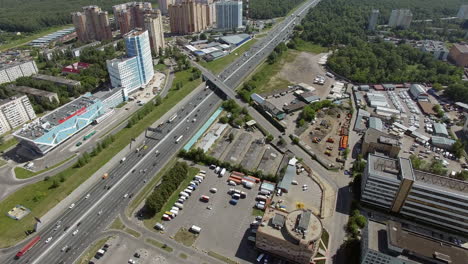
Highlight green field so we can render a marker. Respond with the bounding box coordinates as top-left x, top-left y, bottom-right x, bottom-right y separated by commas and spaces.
14, 155, 76, 179
0, 70, 201, 247
174, 228, 198, 247
146, 238, 173, 252
0, 138, 18, 152
208, 251, 238, 264
294, 39, 328, 54
0, 24, 72, 52
143, 166, 199, 230
200, 39, 258, 74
